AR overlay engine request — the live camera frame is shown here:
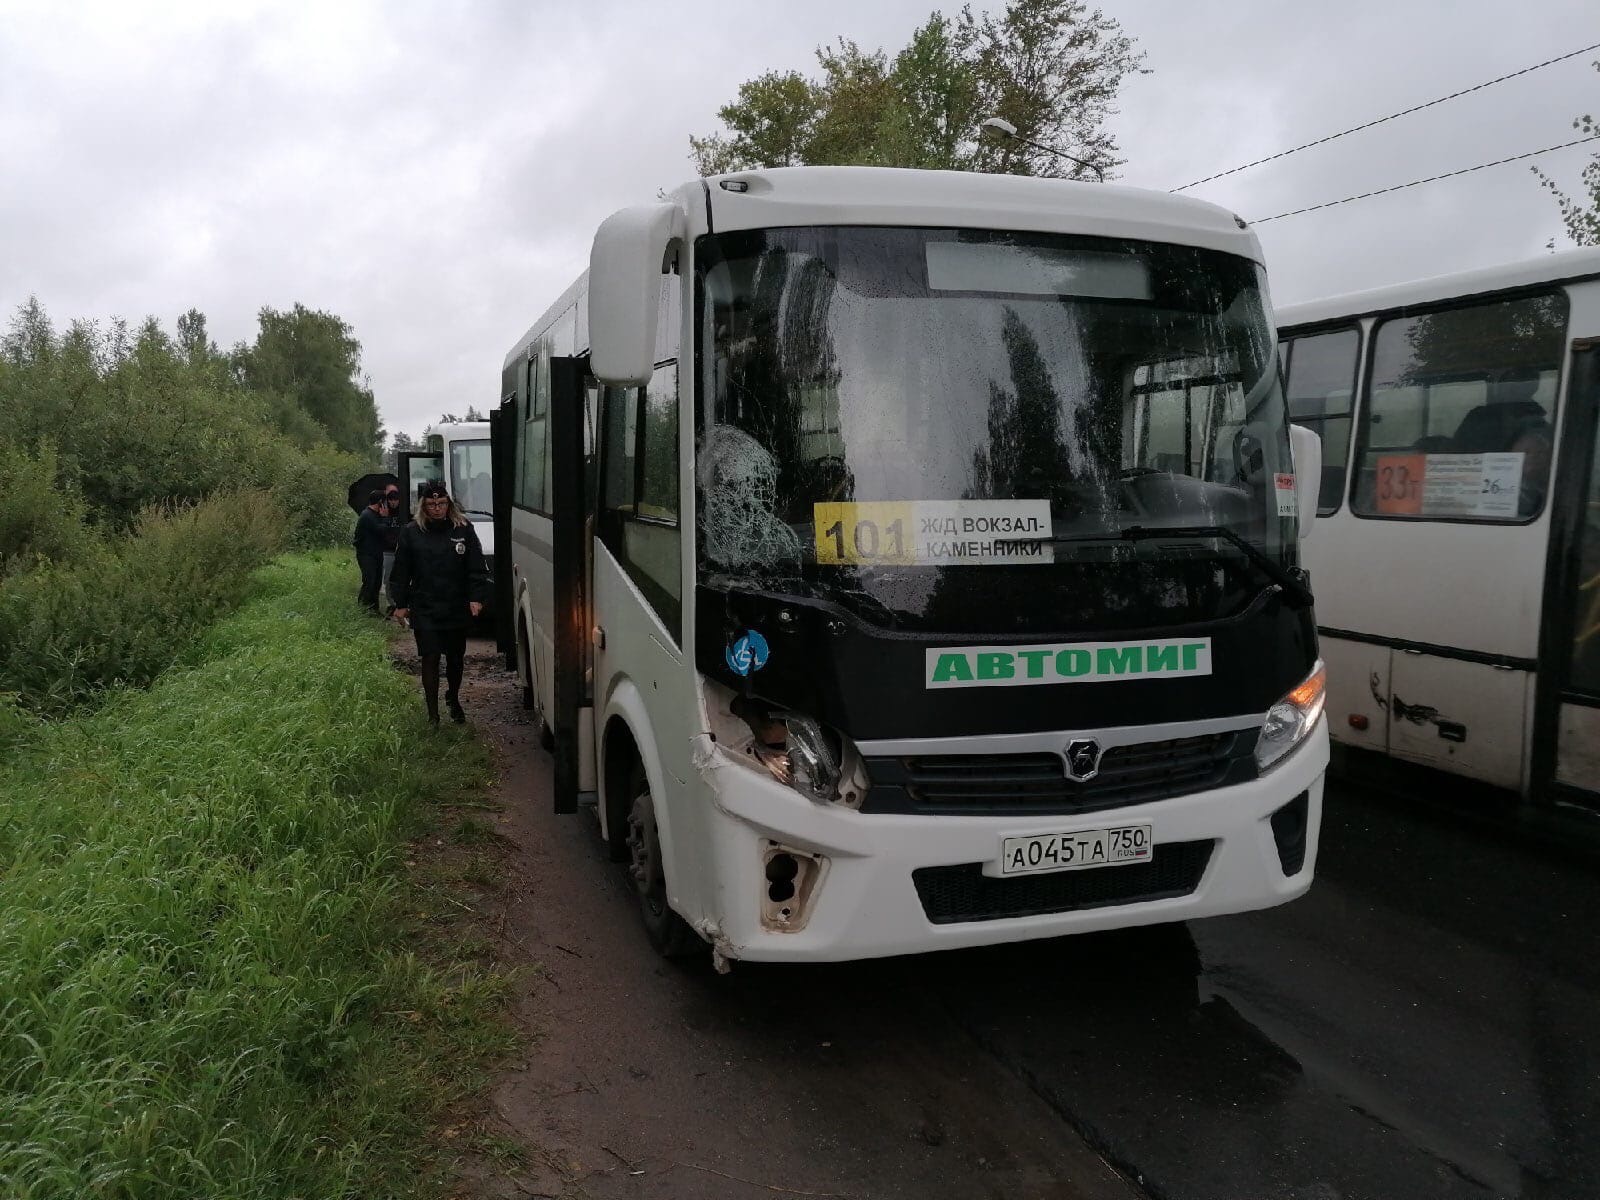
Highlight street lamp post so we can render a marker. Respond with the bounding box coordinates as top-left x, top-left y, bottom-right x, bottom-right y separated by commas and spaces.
979, 117, 1105, 182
